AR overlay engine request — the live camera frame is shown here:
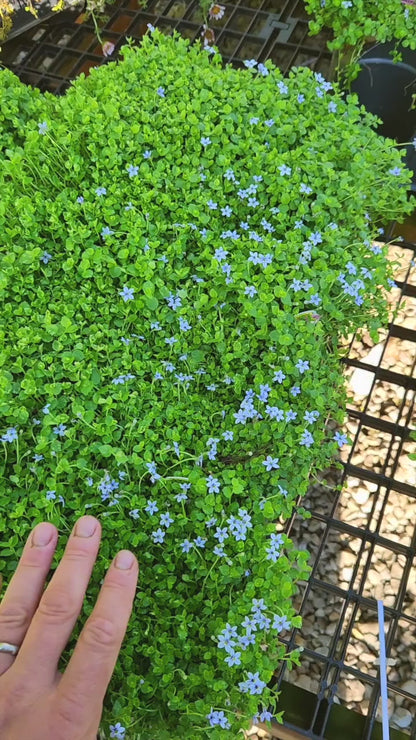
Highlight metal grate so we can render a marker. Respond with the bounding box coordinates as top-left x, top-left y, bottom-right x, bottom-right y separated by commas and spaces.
0, 0, 333, 93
